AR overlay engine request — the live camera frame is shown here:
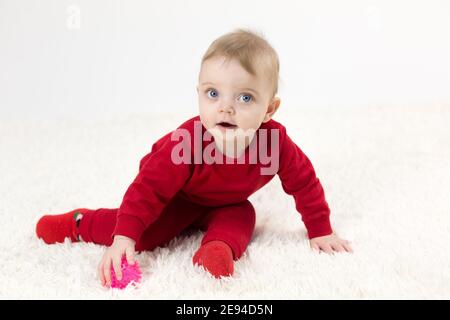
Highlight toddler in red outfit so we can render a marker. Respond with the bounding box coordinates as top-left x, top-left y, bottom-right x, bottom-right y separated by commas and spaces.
36, 29, 352, 286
